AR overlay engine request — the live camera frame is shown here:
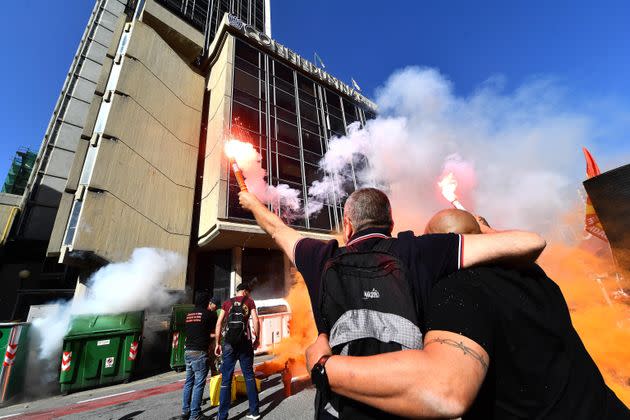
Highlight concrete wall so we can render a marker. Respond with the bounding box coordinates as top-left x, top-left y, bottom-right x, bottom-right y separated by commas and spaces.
0, 193, 21, 246
67, 21, 204, 289
18, 0, 129, 242
141, 0, 204, 63
198, 36, 234, 242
